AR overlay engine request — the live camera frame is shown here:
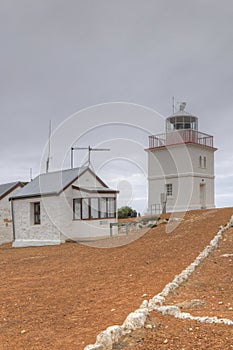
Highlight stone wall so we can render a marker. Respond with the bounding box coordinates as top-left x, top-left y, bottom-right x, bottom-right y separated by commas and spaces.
0, 187, 22, 245
12, 196, 61, 247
